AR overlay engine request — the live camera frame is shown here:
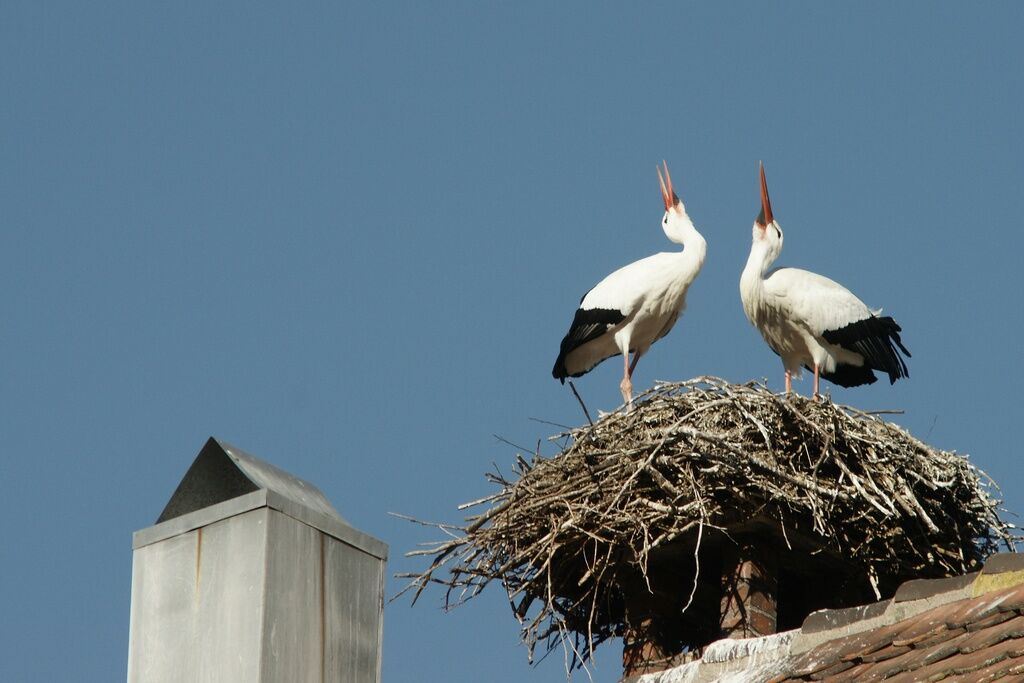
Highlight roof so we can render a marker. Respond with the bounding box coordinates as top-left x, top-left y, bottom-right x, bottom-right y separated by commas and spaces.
629, 552, 1024, 683
156, 436, 345, 524
136, 437, 388, 560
